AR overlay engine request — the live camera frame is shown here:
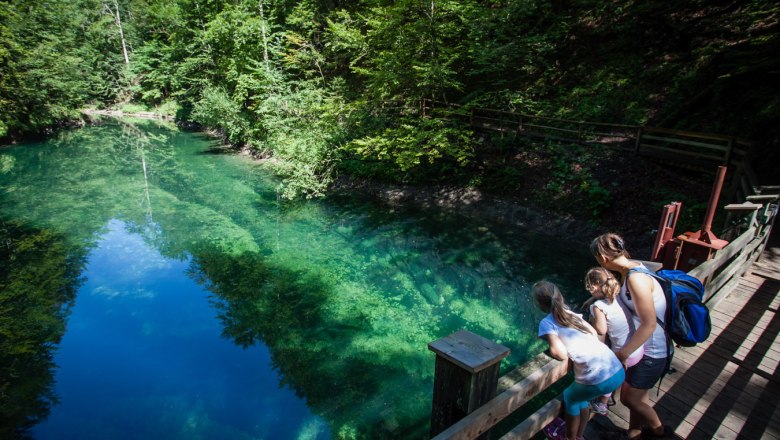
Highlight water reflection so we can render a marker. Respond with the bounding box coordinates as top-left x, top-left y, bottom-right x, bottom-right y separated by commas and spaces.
0, 220, 86, 439
31, 220, 327, 440
0, 120, 592, 438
